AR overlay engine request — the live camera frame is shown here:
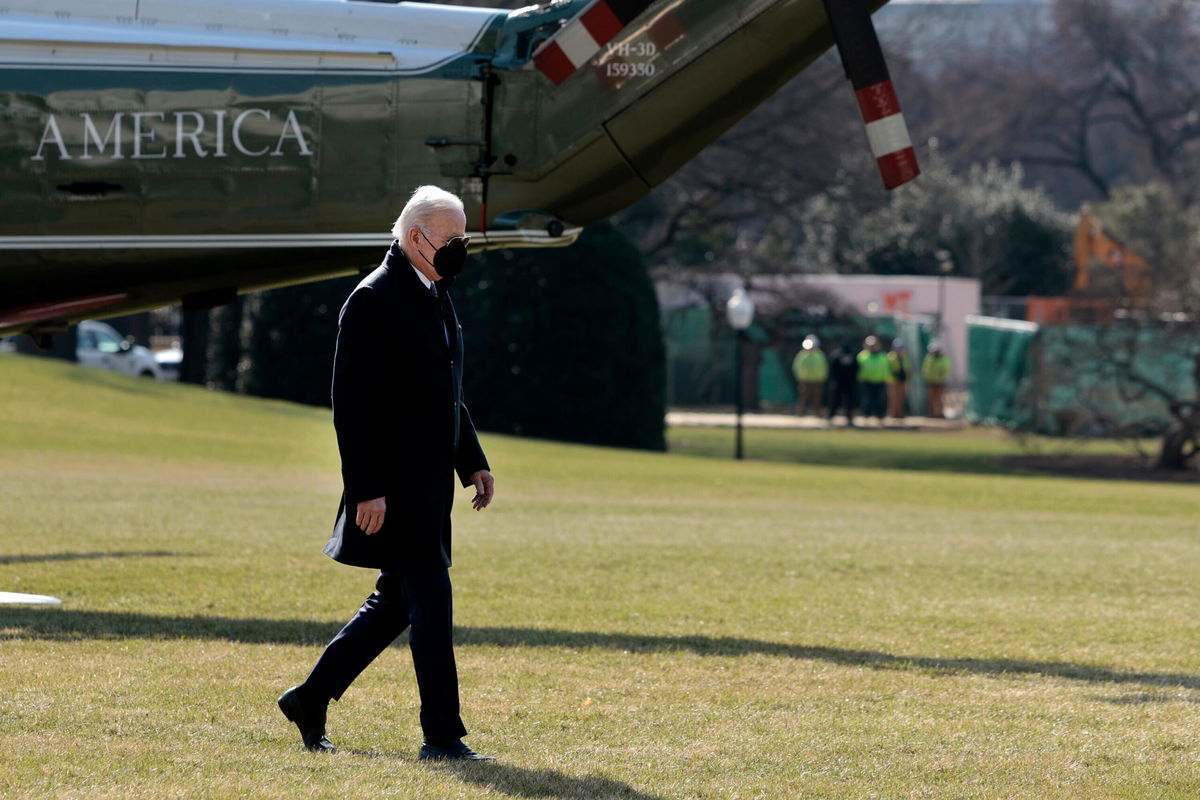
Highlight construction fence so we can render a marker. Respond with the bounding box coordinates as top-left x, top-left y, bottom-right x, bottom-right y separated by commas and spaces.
663, 307, 936, 412
967, 315, 1200, 435
664, 307, 1199, 433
